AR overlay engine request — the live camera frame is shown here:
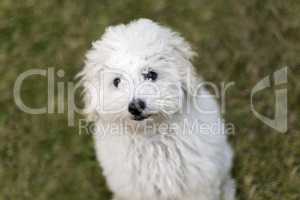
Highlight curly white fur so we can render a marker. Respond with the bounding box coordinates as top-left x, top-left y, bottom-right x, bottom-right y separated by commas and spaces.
78, 19, 235, 200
